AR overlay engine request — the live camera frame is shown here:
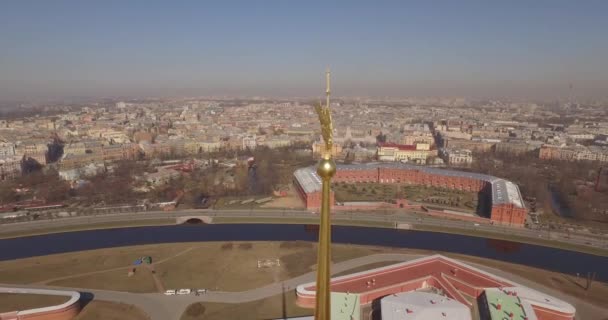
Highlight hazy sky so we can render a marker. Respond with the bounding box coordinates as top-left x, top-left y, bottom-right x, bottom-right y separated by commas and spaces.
1, 1, 607, 100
